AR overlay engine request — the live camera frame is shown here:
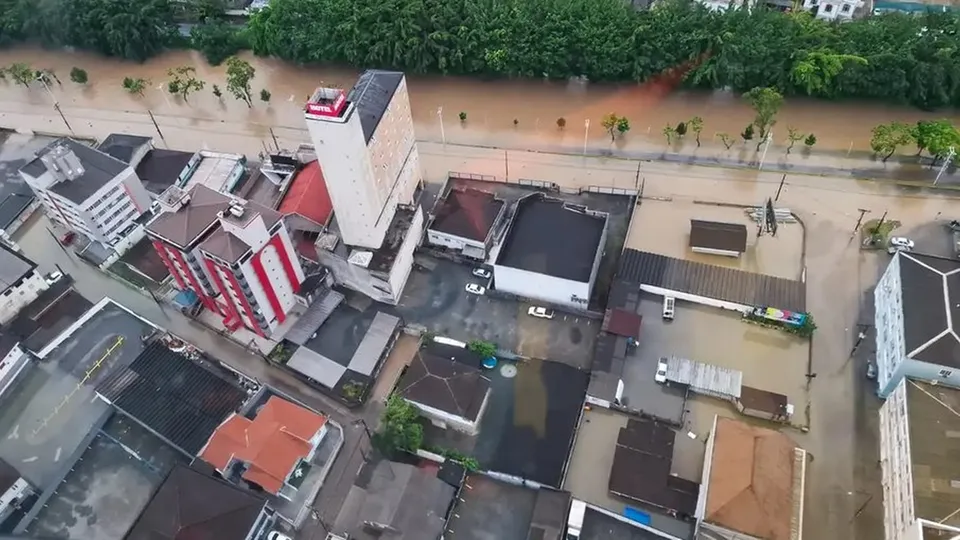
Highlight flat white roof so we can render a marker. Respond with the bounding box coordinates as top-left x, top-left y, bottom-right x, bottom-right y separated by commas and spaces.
665, 356, 742, 399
